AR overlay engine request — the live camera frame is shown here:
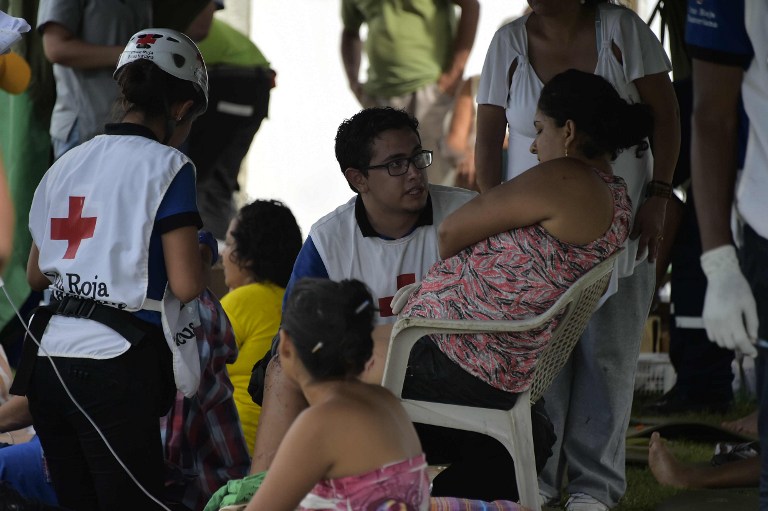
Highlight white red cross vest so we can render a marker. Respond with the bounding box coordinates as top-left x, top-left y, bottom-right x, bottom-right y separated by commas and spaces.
30, 134, 187, 310
310, 184, 476, 325
29, 134, 202, 396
